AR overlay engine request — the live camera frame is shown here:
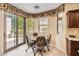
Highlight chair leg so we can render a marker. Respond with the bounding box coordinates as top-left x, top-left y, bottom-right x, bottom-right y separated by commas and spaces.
46, 45, 50, 51
26, 46, 30, 52
43, 50, 46, 52
47, 47, 50, 51
40, 50, 43, 56
32, 47, 36, 56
